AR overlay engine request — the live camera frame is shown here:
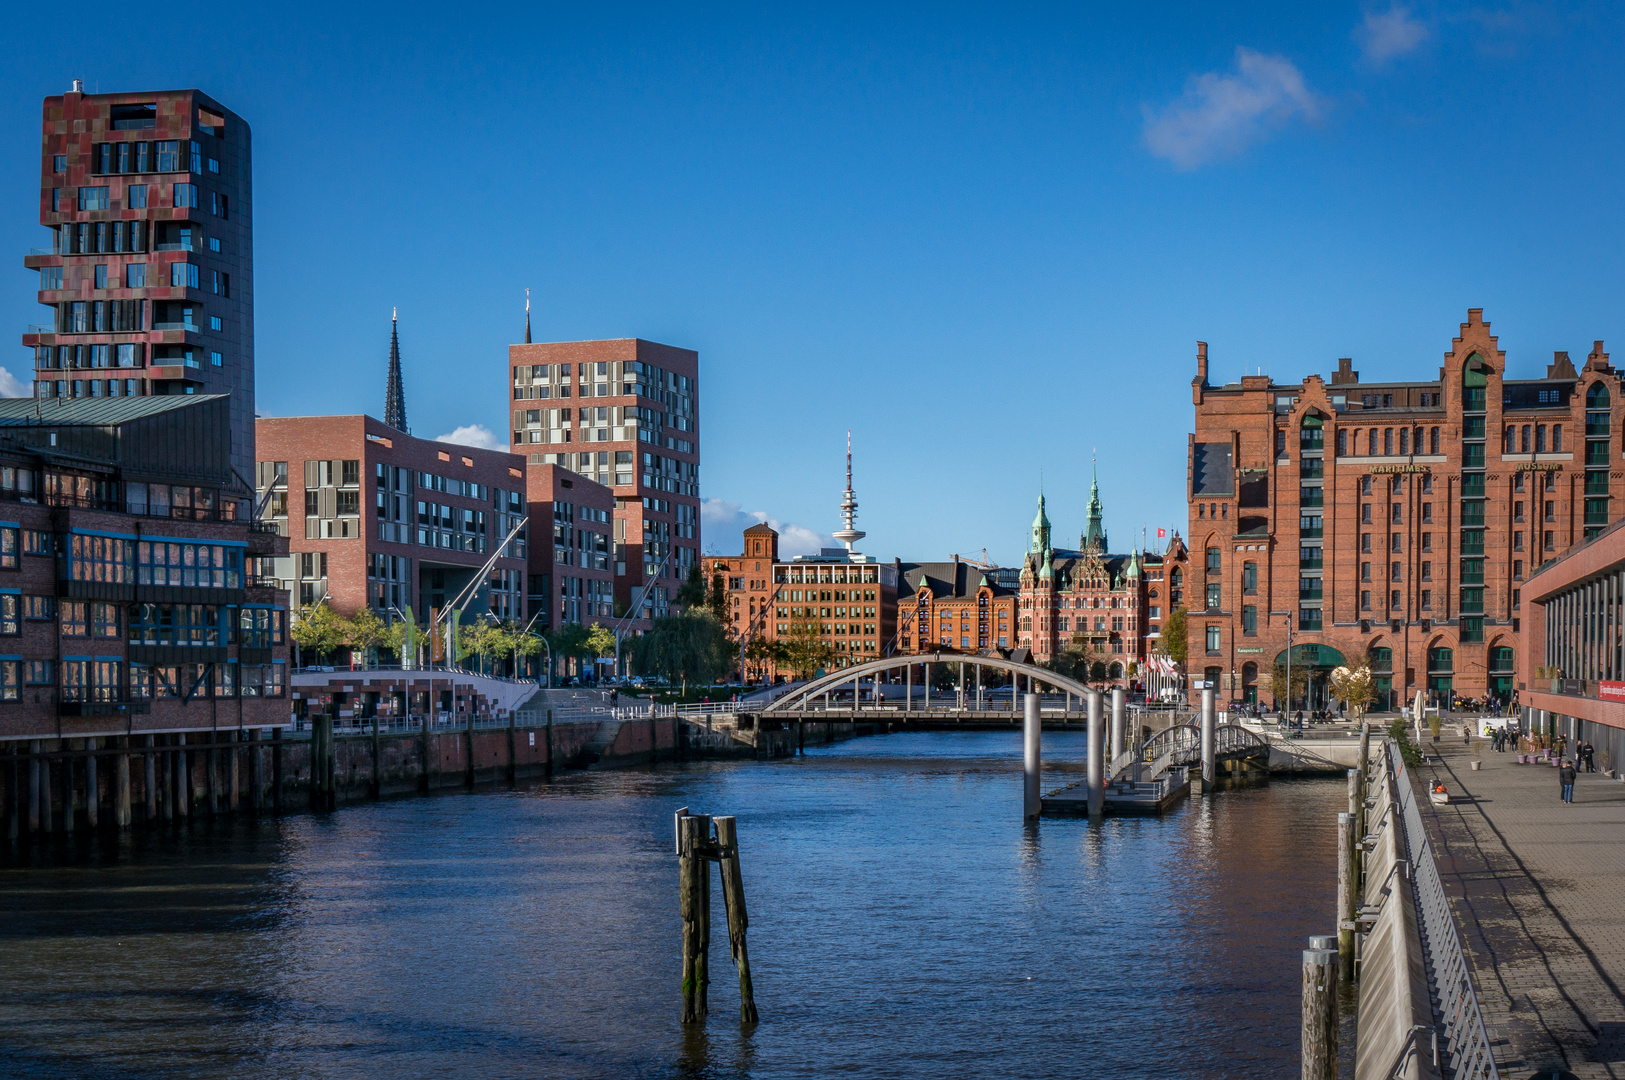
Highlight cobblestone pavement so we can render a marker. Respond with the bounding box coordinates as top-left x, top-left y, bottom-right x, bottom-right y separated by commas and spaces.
1418, 738, 1625, 1079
